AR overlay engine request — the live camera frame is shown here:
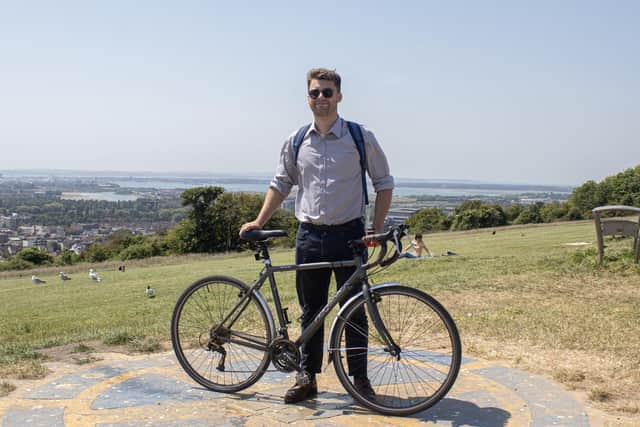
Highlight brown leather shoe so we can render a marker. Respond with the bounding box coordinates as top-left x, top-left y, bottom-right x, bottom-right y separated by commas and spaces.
354, 376, 376, 400
284, 376, 318, 404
